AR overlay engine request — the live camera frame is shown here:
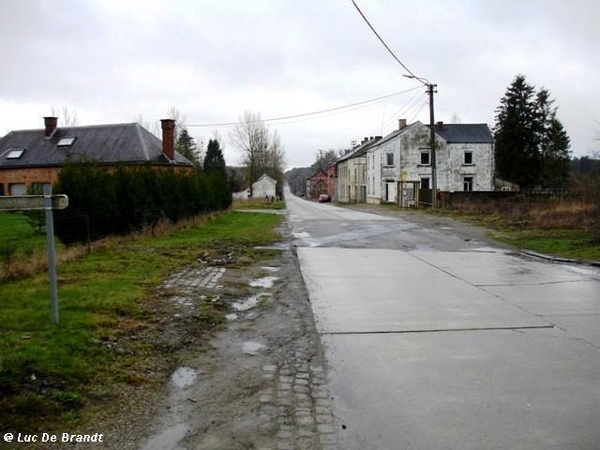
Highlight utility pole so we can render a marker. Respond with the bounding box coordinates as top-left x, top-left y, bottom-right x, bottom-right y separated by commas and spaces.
428, 83, 438, 209
404, 75, 438, 208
